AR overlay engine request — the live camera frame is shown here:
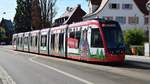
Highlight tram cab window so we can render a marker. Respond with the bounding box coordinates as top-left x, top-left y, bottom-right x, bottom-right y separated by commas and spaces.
41, 35, 47, 47
91, 28, 103, 48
